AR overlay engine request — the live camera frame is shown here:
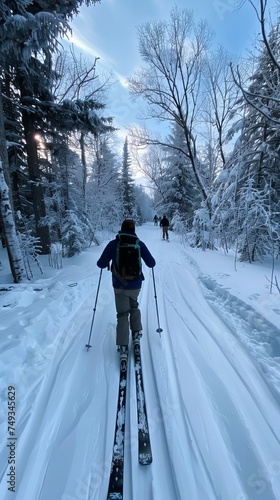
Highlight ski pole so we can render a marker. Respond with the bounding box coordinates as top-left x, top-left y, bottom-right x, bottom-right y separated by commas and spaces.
85, 269, 103, 351
152, 268, 163, 336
